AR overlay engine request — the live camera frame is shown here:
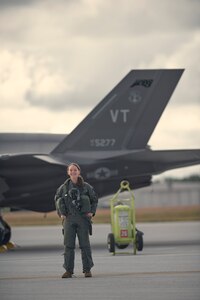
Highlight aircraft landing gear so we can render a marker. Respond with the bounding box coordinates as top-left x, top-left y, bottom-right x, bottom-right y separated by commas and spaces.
0, 215, 12, 251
